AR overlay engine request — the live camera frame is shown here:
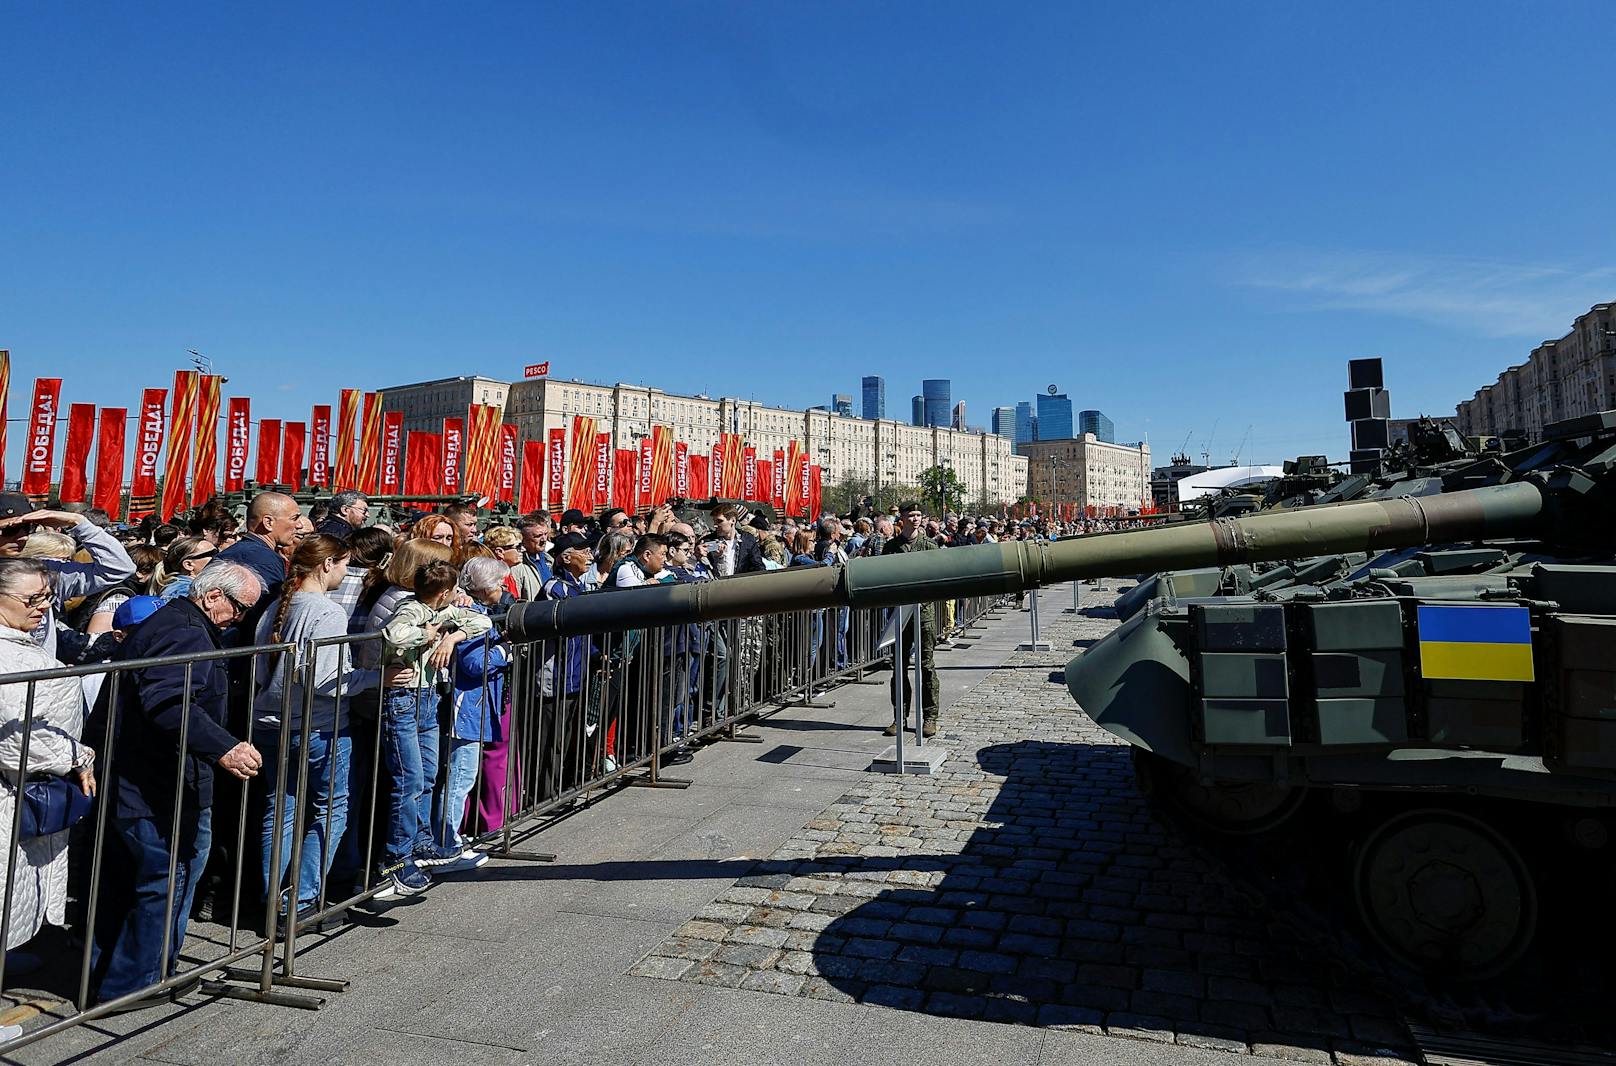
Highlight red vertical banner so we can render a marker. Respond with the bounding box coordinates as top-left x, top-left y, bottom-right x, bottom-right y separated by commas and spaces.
0, 350, 9, 486
442, 417, 464, 495
518, 439, 545, 513
649, 425, 674, 505
223, 398, 251, 491
546, 428, 566, 510
567, 415, 597, 511
404, 432, 442, 495
92, 407, 127, 518
21, 378, 63, 502
721, 433, 745, 497
799, 451, 812, 518
190, 374, 221, 507
637, 436, 653, 507
380, 411, 404, 494
498, 424, 518, 503
808, 465, 822, 520
690, 454, 710, 499
255, 419, 282, 485
593, 433, 610, 510
58, 403, 96, 504
128, 389, 168, 521
160, 370, 198, 520
309, 405, 332, 487
281, 422, 306, 490
674, 442, 690, 497
461, 405, 491, 500
334, 388, 360, 490
612, 448, 637, 512
357, 392, 383, 492
785, 440, 806, 517
757, 461, 773, 508
711, 440, 724, 495
772, 449, 786, 509
742, 446, 757, 501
